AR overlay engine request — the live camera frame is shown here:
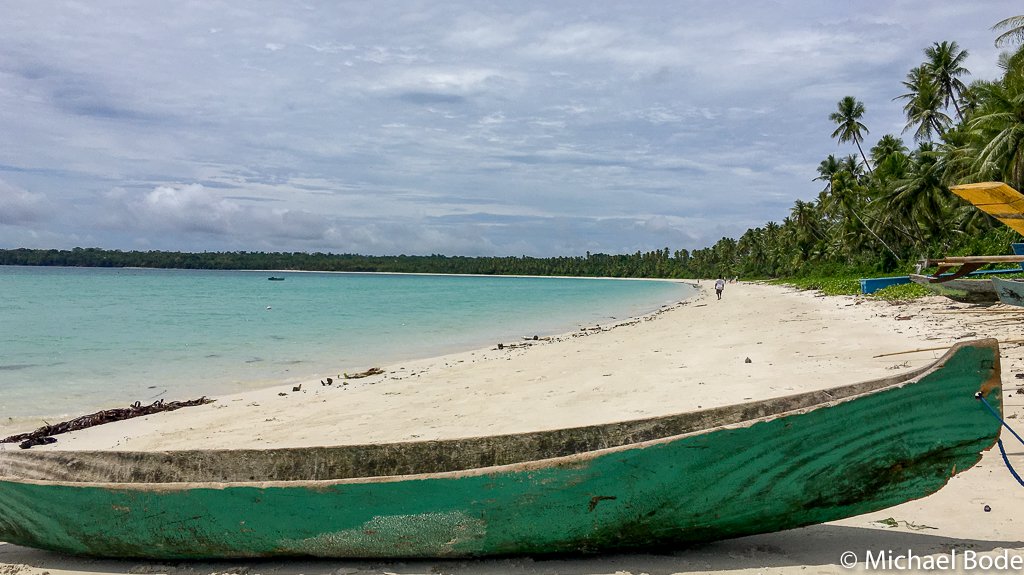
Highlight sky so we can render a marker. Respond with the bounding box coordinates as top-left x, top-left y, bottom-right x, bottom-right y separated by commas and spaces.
0, 2, 1016, 257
